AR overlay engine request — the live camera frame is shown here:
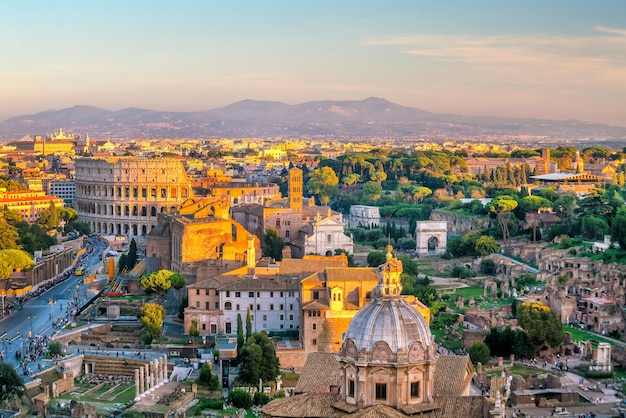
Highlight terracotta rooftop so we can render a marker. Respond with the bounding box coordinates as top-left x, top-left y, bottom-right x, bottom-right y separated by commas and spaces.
260, 393, 338, 417
433, 355, 474, 397
294, 352, 342, 394
279, 257, 347, 275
